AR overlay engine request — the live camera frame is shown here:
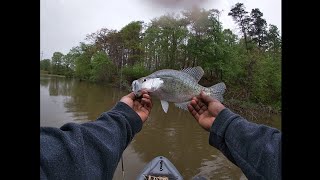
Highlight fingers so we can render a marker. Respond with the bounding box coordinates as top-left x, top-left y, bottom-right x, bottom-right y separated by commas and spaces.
140, 90, 149, 96
142, 93, 151, 100
141, 93, 152, 110
191, 97, 207, 114
190, 98, 200, 110
199, 91, 215, 104
126, 90, 150, 100
142, 93, 152, 105
187, 103, 200, 121
197, 104, 207, 115
141, 97, 152, 110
